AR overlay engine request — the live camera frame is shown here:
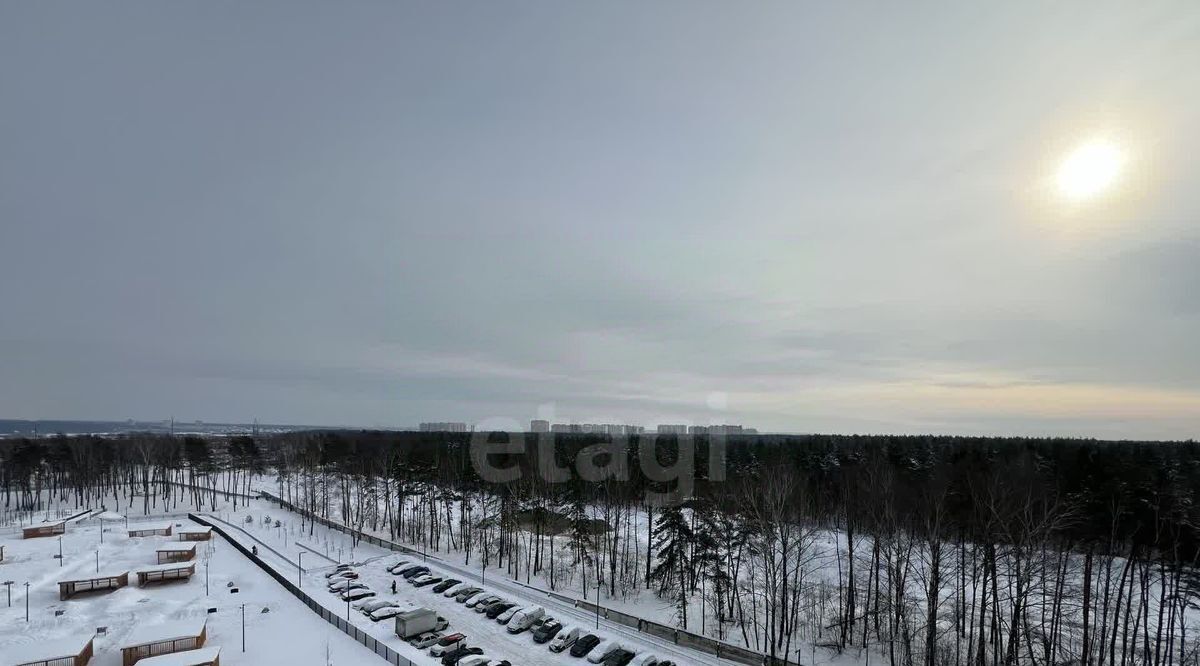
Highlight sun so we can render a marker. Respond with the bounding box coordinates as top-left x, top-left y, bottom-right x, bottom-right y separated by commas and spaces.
1056, 140, 1123, 200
